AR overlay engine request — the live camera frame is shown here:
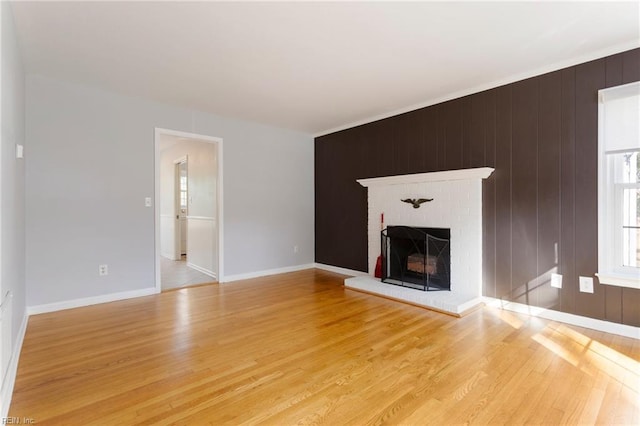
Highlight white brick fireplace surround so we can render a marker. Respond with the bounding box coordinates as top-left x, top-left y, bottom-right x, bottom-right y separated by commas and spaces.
345, 167, 494, 316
